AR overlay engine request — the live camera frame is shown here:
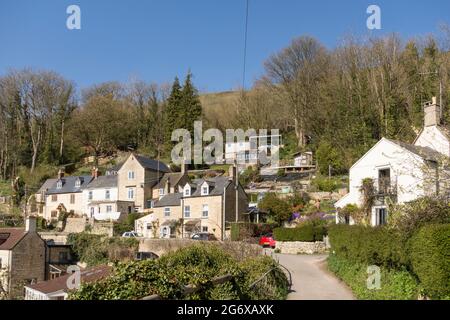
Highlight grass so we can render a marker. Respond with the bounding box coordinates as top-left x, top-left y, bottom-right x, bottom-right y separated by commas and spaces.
0, 180, 12, 196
